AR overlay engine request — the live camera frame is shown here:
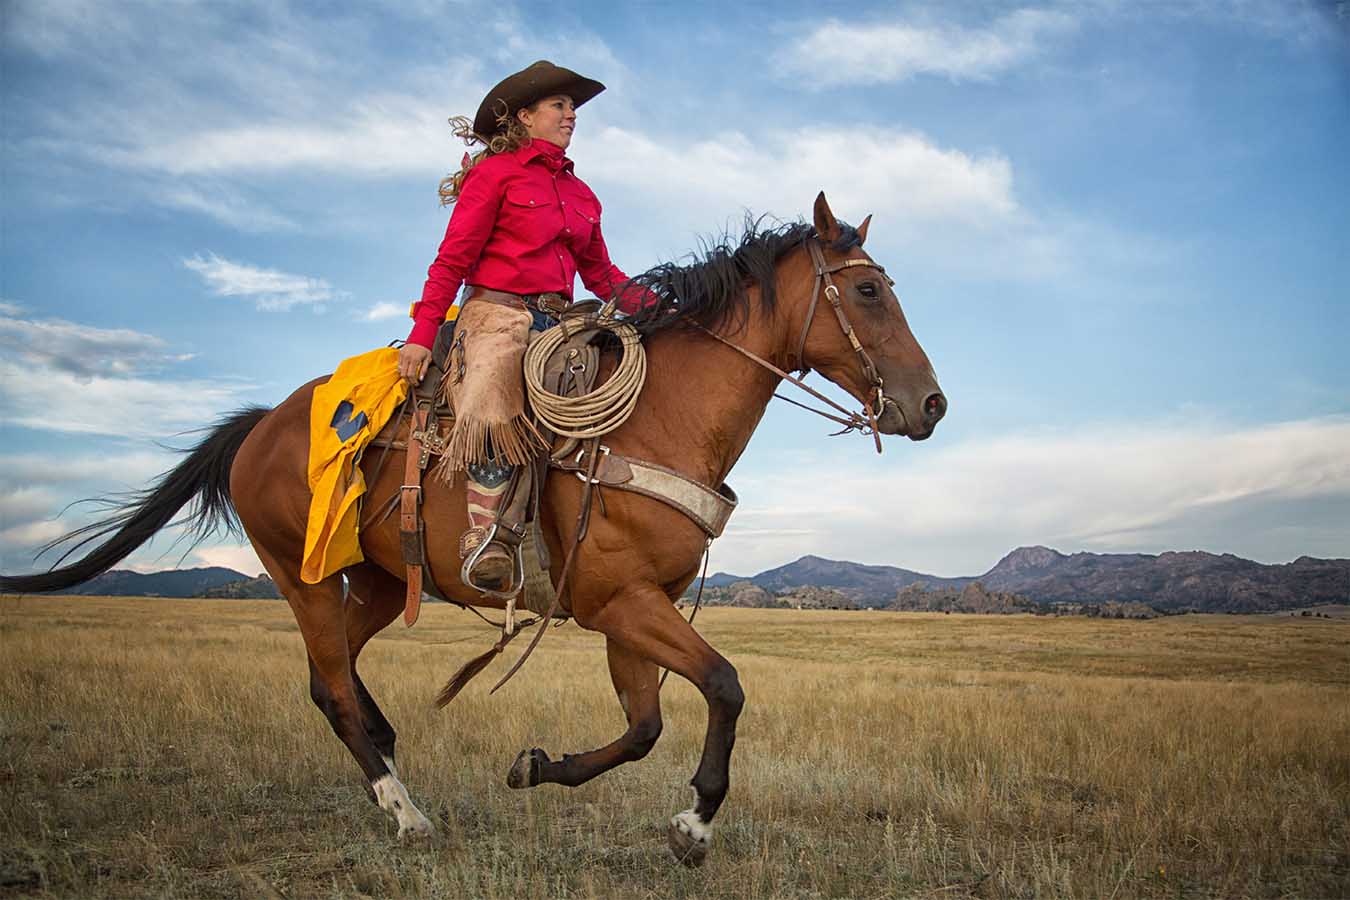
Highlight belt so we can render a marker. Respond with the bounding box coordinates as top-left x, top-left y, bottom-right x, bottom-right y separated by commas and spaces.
464, 287, 569, 316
